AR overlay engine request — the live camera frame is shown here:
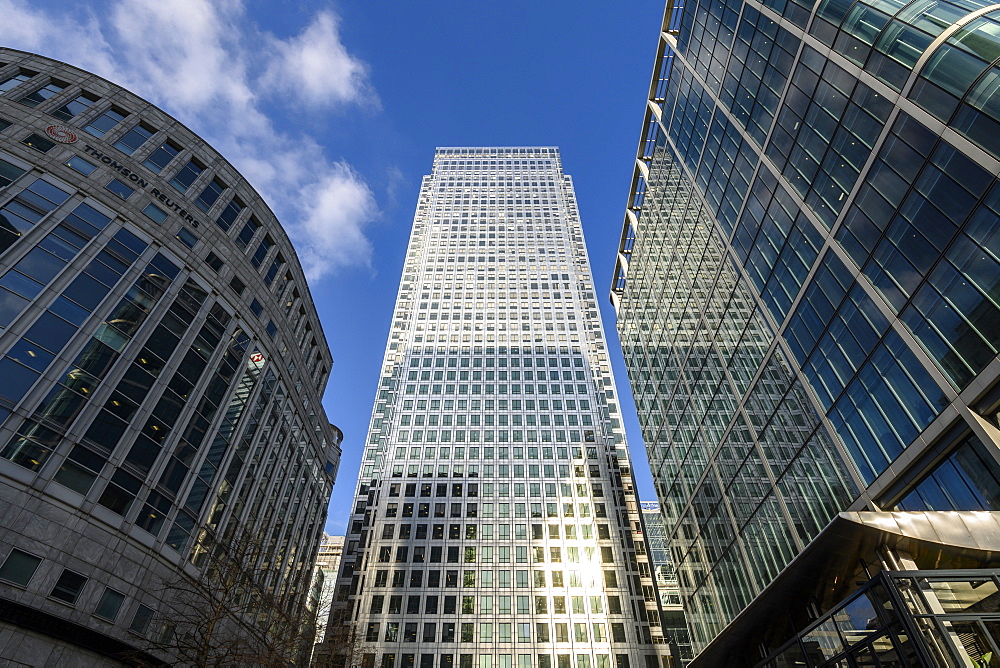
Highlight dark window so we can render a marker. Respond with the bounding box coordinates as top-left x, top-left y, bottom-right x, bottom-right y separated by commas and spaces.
142, 140, 180, 173
175, 228, 198, 248
50, 569, 88, 604
0, 157, 26, 189
84, 107, 126, 137
229, 276, 246, 296
98, 469, 142, 515
18, 81, 64, 107
52, 93, 98, 121
205, 252, 224, 273
142, 203, 168, 225
22, 133, 55, 153
264, 255, 283, 286
215, 198, 244, 231
235, 218, 259, 249
250, 299, 263, 317
66, 156, 97, 176
169, 159, 203, 193
105, 179, 134, 200
265, 320, 277, 339
251, 236, 273, 268
114, 123, 155, 155
195, 178, 226, 212
0, 549, 41, 586
129, 604, 155, 633
0, 71, 32, 94
94, 587, 126, 620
